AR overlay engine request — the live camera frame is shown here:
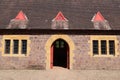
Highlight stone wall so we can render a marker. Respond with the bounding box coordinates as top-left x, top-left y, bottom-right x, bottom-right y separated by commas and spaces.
0, 35, 50, 69
0, 34, 120, 70
71, 35, 120, 70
